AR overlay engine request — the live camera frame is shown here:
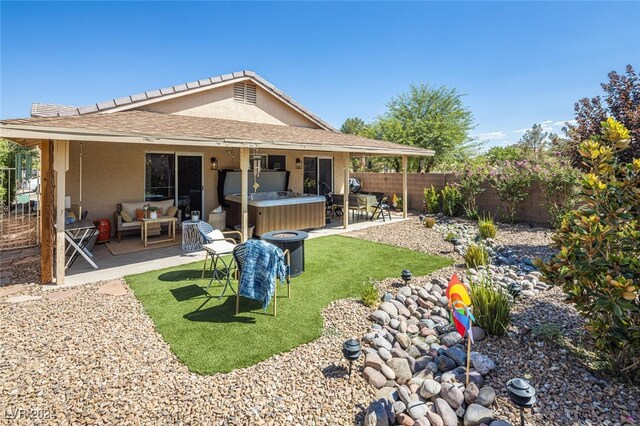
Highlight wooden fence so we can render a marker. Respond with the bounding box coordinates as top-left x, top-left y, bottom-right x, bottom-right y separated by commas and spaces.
351, 172, 550, 224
